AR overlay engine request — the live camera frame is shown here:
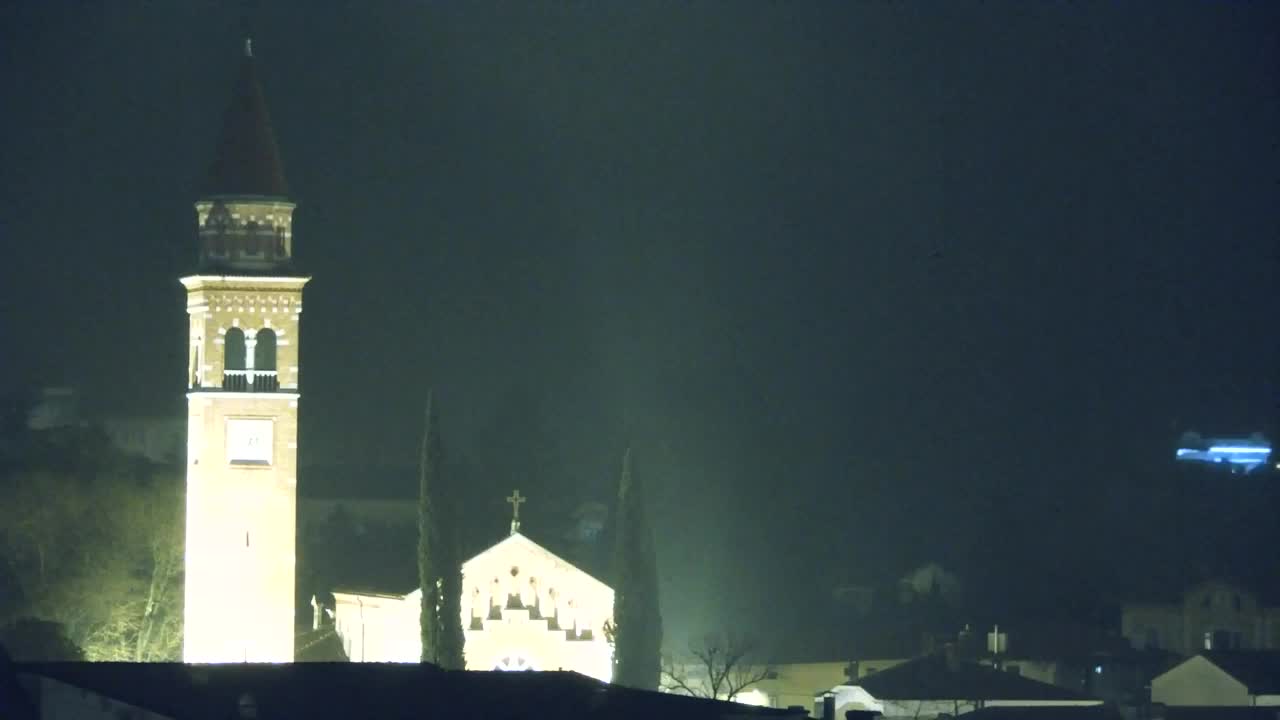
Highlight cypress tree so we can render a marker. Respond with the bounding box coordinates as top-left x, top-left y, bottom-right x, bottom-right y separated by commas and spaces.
417, 392, 439, 664
436, 491, 466, 669
611, 448, 662, 689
